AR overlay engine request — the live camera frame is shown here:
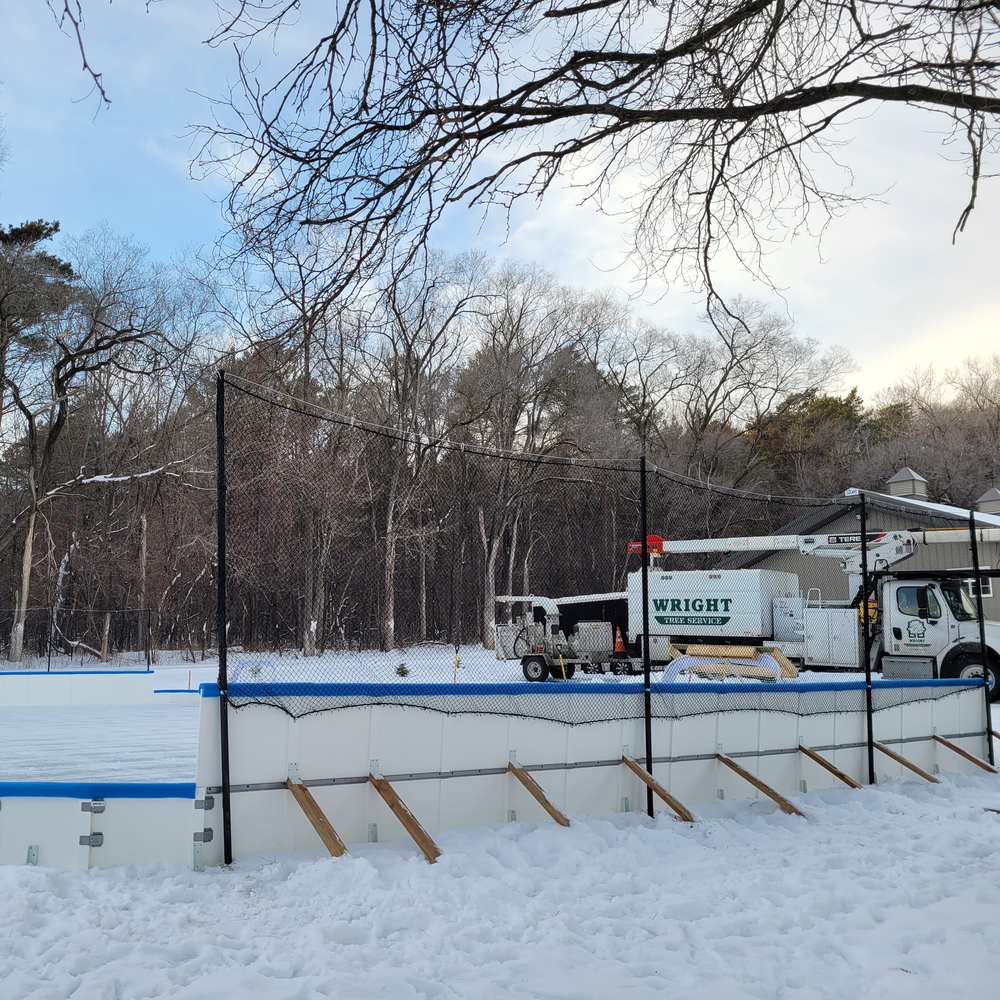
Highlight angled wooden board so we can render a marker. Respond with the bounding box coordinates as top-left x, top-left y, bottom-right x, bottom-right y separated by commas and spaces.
285, 779, 348, 857
717, 755, 806, 817
873, 742, 939, 784
369, 774, 441, 863
621, 756, 694, 822
798, 744, 862, 789
507, 762, 570, 827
